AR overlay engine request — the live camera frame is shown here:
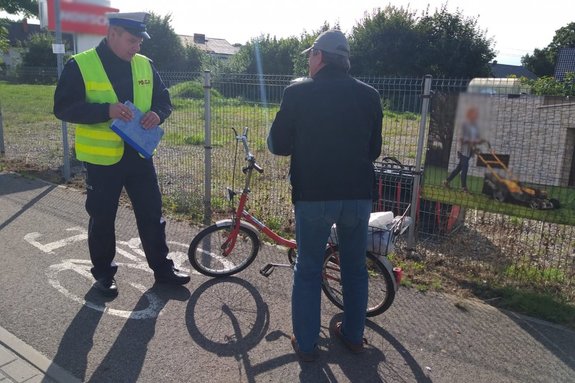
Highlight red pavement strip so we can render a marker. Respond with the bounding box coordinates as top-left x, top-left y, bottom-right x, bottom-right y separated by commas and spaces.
0, 325, 80, 383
